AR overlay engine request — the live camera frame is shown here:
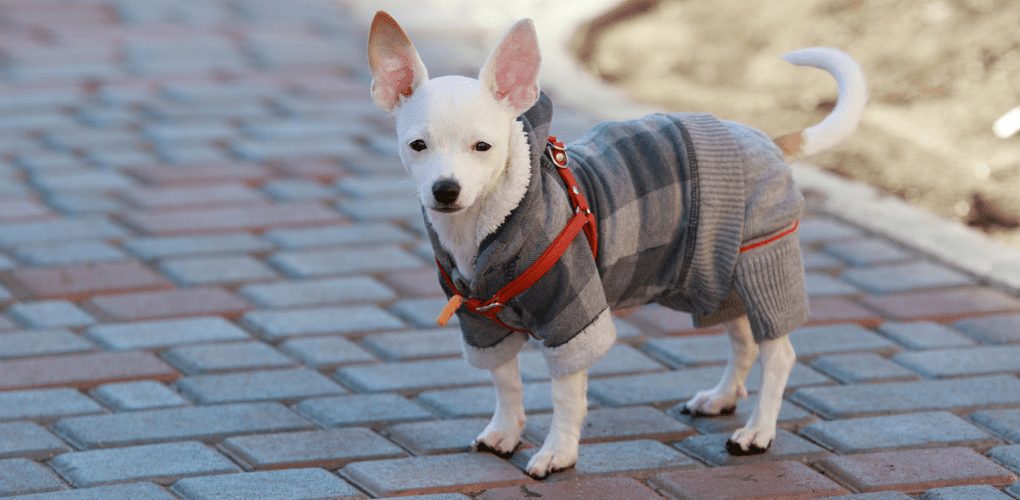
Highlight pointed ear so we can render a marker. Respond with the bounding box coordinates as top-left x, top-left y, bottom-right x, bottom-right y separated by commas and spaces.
479, 19, 541, 114
368, 11, 428, 113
